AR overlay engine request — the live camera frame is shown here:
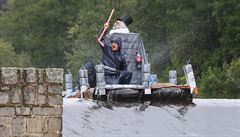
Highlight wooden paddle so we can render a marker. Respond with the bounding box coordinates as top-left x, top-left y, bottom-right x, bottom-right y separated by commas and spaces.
97, 9, 115, 46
